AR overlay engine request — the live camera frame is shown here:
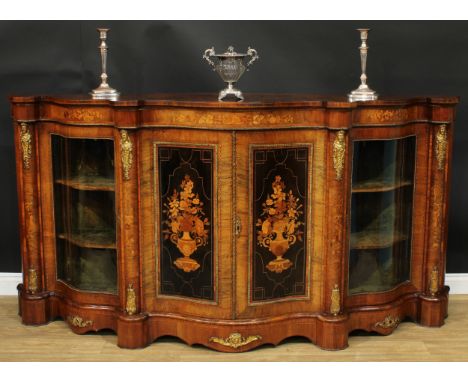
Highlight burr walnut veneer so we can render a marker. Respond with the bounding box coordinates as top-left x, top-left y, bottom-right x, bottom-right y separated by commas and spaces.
11, 93, 458, 352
